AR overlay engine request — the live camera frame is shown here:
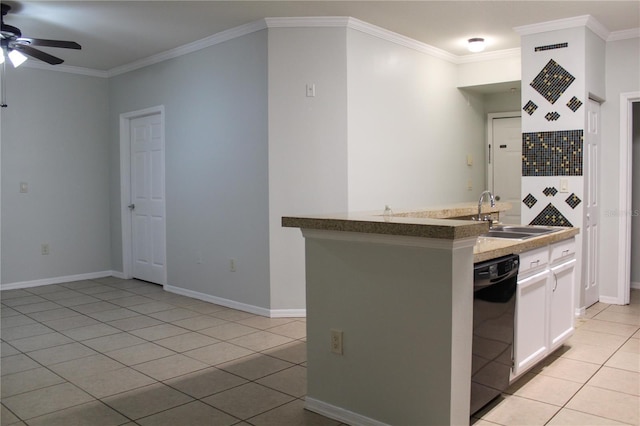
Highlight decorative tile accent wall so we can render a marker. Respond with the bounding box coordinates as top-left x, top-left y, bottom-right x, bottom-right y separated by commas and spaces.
535, 43, 569, 52
567, 96, 583, 112
523, 100, 538, 116
565, 193, 582, 209
530, 59, 576, 104
523, 193, 538, 208
529, 203, 573, 227
522, 130, 583, 176
545, 112, 561, 121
